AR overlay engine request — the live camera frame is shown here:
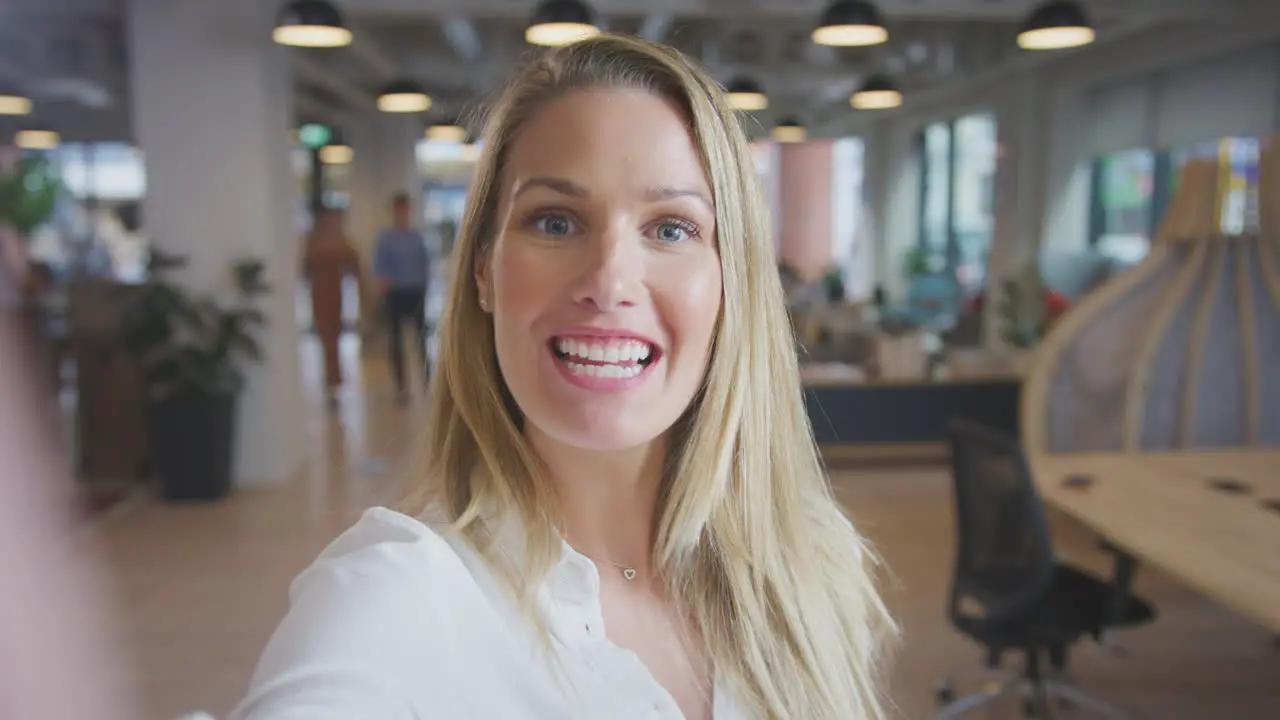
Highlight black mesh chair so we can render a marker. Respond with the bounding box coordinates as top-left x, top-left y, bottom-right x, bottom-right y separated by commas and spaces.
934, 421, 1155, 718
